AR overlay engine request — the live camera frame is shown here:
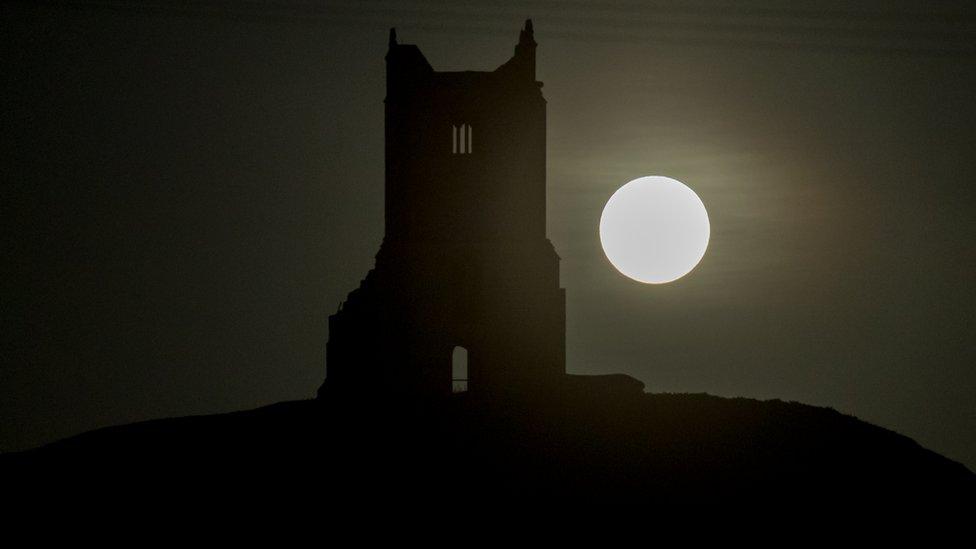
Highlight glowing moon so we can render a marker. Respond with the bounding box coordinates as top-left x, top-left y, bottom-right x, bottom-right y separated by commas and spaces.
599, 176, 710, 284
